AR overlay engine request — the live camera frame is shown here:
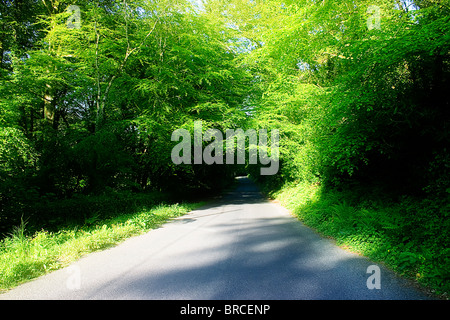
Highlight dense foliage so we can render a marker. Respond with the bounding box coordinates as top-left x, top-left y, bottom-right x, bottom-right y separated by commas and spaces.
0, 0, 449, 296
1, 0, 252, 234
226, 0, 449, 295
226, 0, 450, 195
